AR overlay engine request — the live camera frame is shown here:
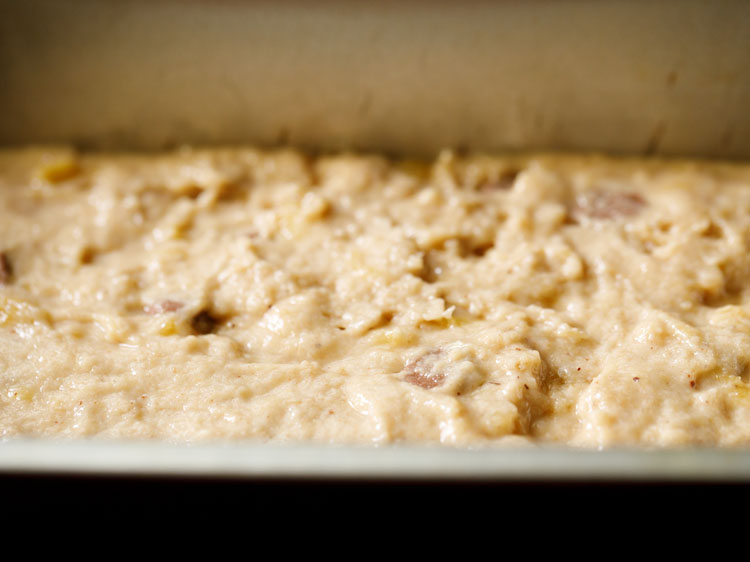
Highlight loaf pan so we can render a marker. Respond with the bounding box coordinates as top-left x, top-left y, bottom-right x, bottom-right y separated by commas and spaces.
1, 0, 750, 482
